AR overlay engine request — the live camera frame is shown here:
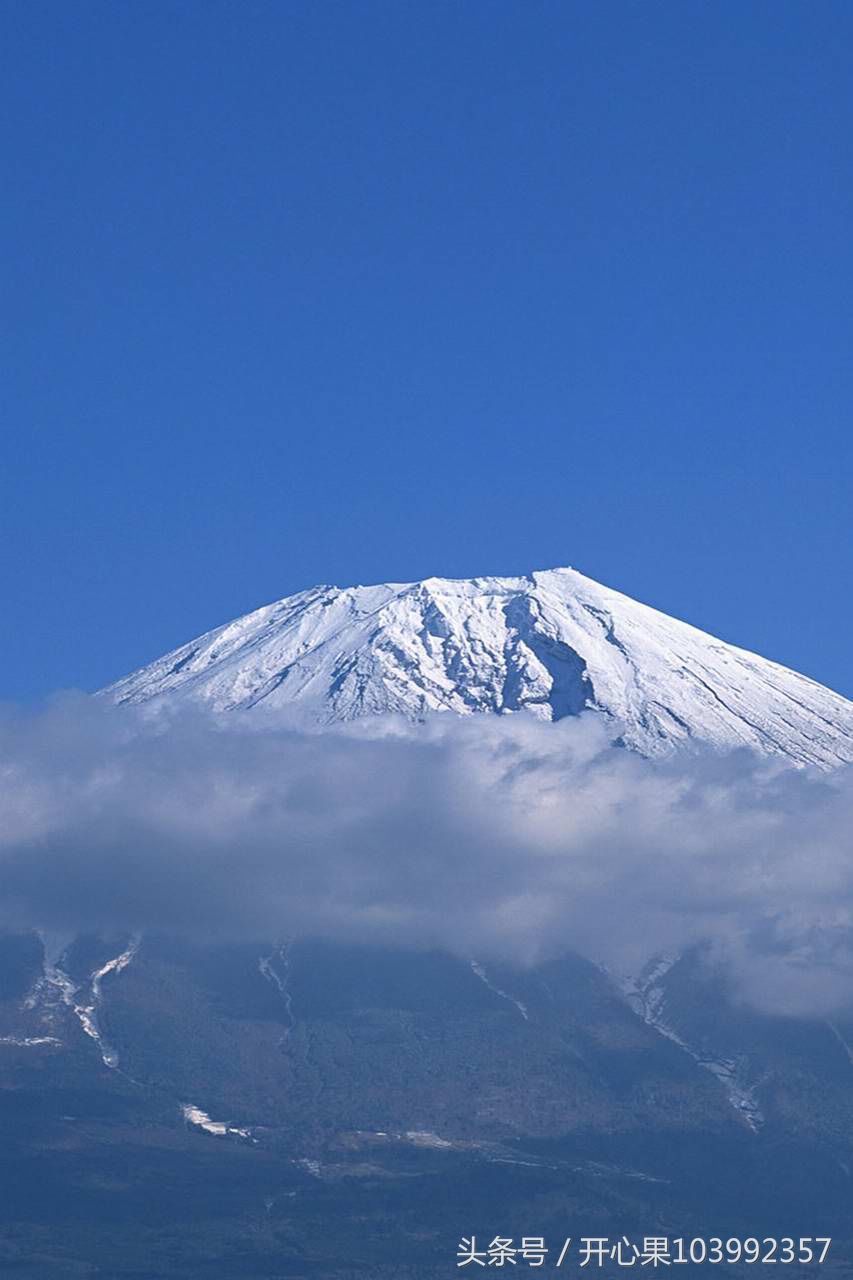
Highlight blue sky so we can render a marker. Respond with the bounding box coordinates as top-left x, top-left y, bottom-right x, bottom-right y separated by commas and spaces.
3, 1, 852, 701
